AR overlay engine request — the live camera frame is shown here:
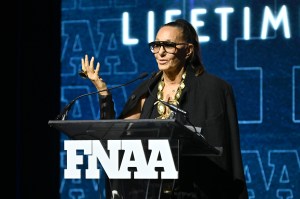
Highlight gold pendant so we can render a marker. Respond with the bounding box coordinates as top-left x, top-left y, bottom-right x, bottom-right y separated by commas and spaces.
158, 81, 164, 91
180, 82, 185, 89
157, 91, 163, 100
157, 102, 165, 115
175, 89, 182, 100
